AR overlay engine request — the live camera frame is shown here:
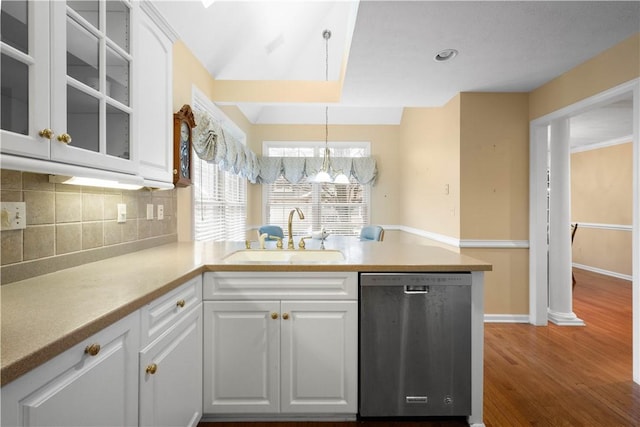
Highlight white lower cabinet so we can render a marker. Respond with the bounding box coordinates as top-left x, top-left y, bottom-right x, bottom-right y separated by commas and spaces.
1, 276, 203, 427
280, 300, 358, 413
139, 275, 203, 427
1, 311, 140, 427
202, 271, 358, 417
139, 305, 203, 427
203, 300, 280, 414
